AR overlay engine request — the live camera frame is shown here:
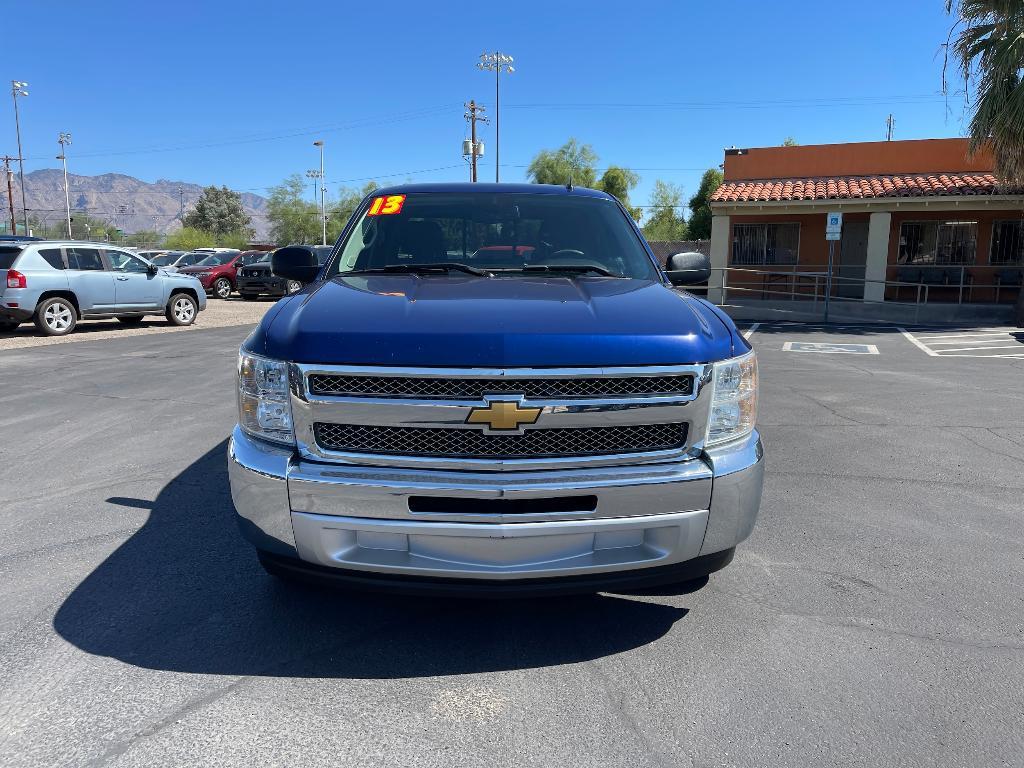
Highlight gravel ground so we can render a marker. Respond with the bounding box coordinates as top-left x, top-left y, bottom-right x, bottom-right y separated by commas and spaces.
0, 296, 274, 351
